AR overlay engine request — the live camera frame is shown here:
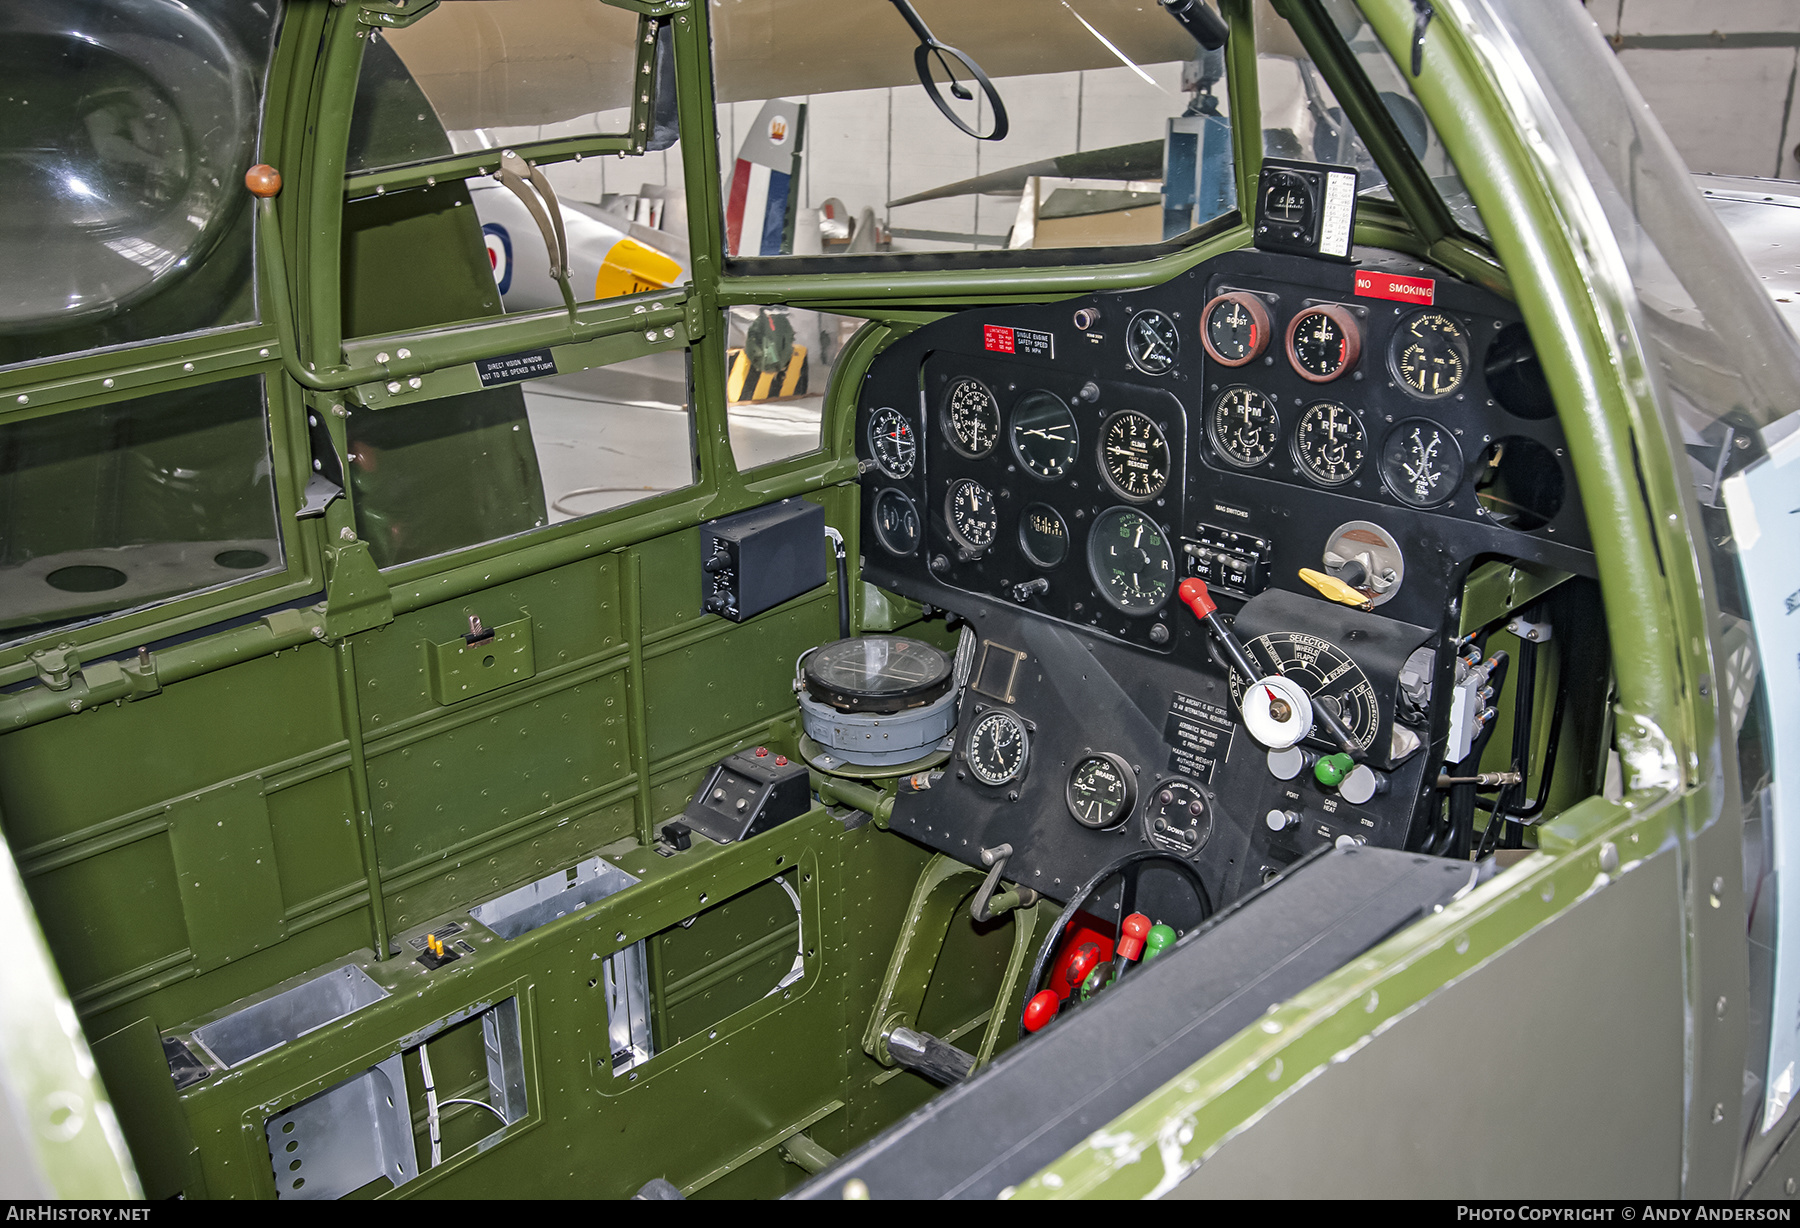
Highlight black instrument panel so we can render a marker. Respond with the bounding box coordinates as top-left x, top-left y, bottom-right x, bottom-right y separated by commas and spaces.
855, 246, 1594, 909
